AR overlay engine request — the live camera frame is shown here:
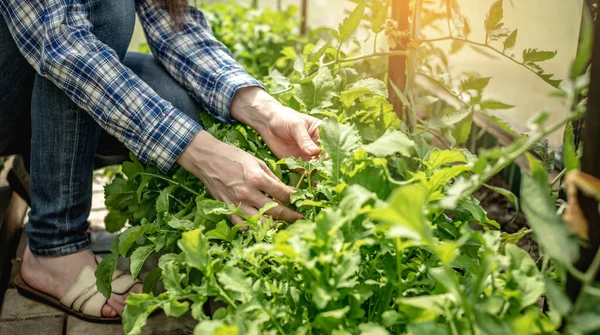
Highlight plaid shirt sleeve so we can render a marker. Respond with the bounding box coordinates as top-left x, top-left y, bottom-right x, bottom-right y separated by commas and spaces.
135, 0, 264, 124
0, 0, 203, 172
